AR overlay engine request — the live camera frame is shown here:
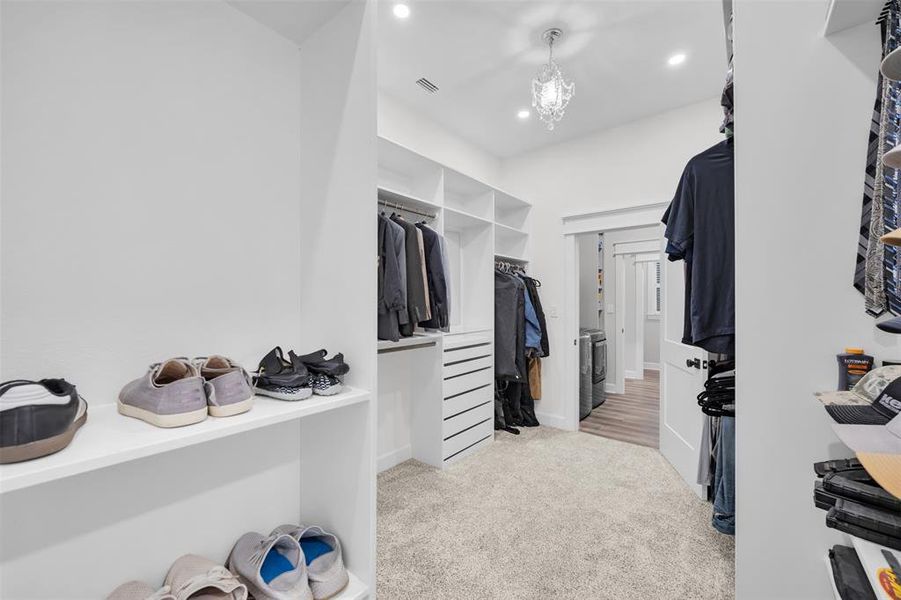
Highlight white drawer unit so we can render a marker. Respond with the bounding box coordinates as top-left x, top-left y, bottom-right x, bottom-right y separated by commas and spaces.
441, 331, 494, 465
